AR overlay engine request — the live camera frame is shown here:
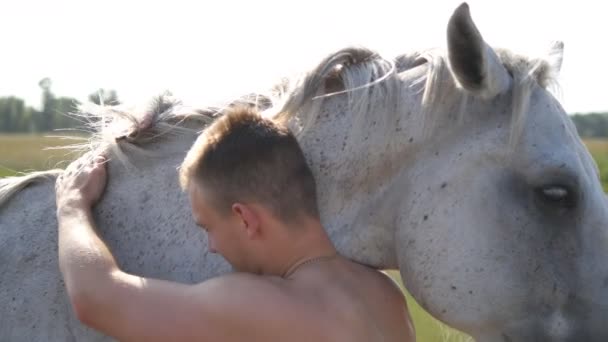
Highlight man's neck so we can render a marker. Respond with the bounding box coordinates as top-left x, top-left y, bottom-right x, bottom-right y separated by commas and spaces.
275, 219, 337, 278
